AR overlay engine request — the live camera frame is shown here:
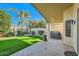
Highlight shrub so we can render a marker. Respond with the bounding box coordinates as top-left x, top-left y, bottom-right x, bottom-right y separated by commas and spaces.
17, 30, 24, 36
5, 32, 15, 37
17, 29, 29, 36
